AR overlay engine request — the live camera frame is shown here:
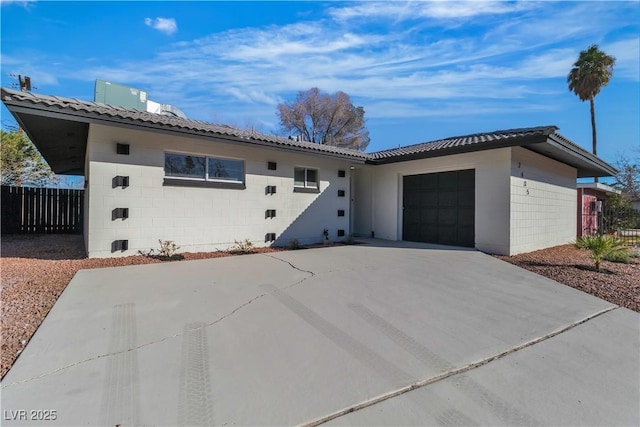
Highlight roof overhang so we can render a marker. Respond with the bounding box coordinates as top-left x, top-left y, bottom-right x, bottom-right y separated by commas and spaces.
2, 91, 368, 176
5, 106, 89, 175
2, 88, 617, 179
368, 132, 617, 178
527, 134, 617, 178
